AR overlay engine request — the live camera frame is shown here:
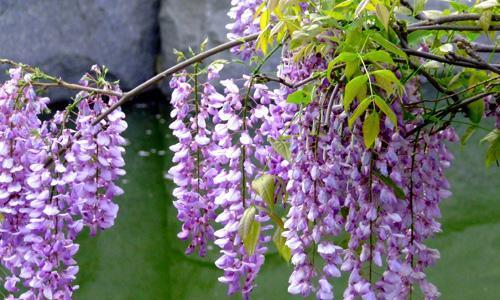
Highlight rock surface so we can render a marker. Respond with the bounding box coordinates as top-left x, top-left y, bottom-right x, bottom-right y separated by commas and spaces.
0, 0, 160, 100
